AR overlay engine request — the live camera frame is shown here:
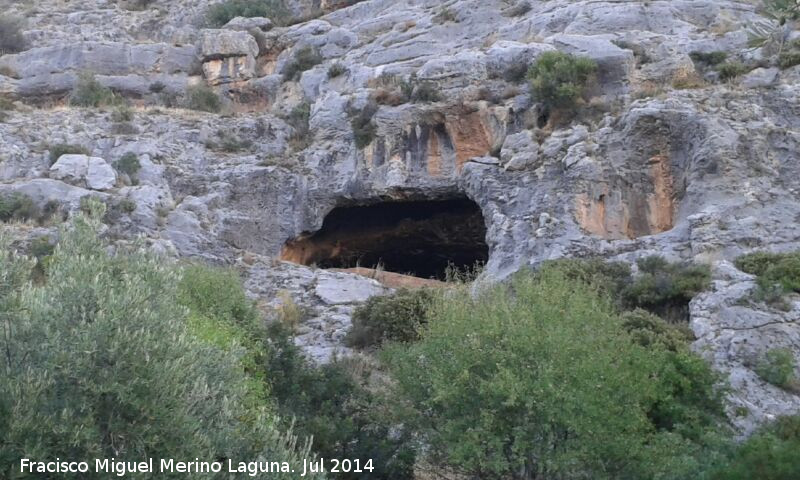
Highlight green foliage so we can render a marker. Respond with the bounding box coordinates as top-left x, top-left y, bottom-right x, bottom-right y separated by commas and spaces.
0, 15, 26, 55
346, 288, 434, 349
623, 255, 712, 322
48, 143, 90, 165
736, 251, 800, 307
0, 192, 38, 223
527, 51, 597, 110
327, 62, 347, 78
119, 0, 157, 11
711, 415, 800, 480
542, 257, 632, 296
716, 61, 750, 81
410, 81, 441, 103
622, 308, 694, 351
111, 104, 133, 122
504, 1, 532, 17
70, 72, 121, 108
778, 48, 800, 68
114, 152, 141, 176
755, 348, 799, 391
350, 103, 377, 149
287, 102, 311, 150
690, 51, 729, 66
0, 208, 312, 479
265, 323, 416, 480
283, 47, 323, 81
762, 0, 800, 23
206, 0, 290, 27
384, 266, 727, 479
432, 7, 458, 24
185, 84, 222, 113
